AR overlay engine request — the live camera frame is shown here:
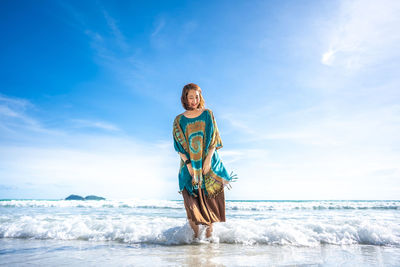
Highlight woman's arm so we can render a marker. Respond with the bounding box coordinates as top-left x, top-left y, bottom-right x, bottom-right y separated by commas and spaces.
206, 147, 216, 162
202, 147, 215, 174
178, 152, 195, 180
178, 152, 189, 162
